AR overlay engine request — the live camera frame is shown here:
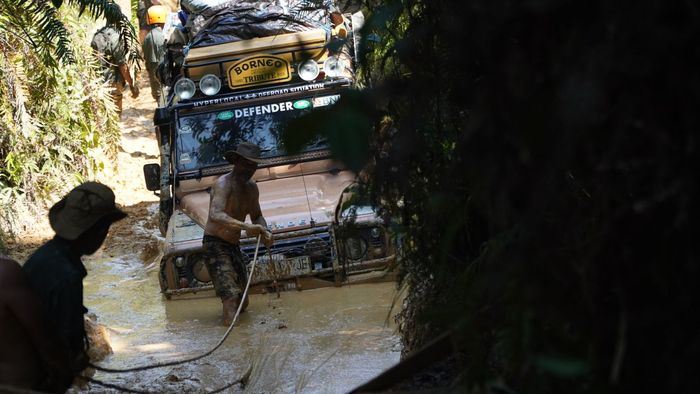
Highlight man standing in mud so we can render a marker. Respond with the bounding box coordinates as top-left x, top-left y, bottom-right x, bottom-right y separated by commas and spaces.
23, 182, 127, 379
0, 254, 73, 392
204, 142, 273, 325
